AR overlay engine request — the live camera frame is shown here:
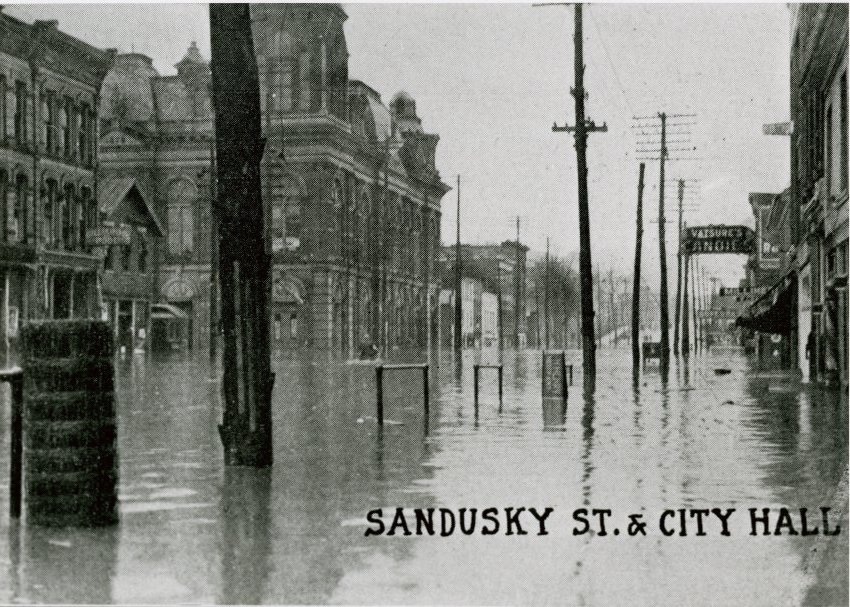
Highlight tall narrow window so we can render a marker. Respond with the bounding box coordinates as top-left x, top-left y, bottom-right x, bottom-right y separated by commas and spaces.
272, 201, 284, 253
43, 180, 56, 246
0, 171, 7, 242
299, 51, 311, 111
0, 76, 5, 141
284, 177, 301, 251
44, 92, 54, 153
138, 236, 148, 273
15, 175, 27, 244
120, 242, 131, 271
167, 178, 197, 256
78, 103, 89, 162
79, 188, 91, 249
14, 81, 26, 146
62, 98, 72, 158
62, 185, 74, 250
841, 71, 848, 192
